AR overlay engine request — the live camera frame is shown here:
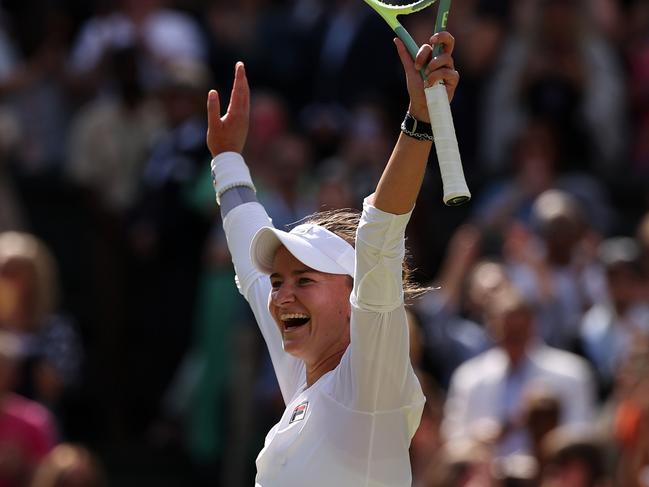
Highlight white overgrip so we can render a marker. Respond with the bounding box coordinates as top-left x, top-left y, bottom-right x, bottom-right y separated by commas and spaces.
424, 82, 471, 205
